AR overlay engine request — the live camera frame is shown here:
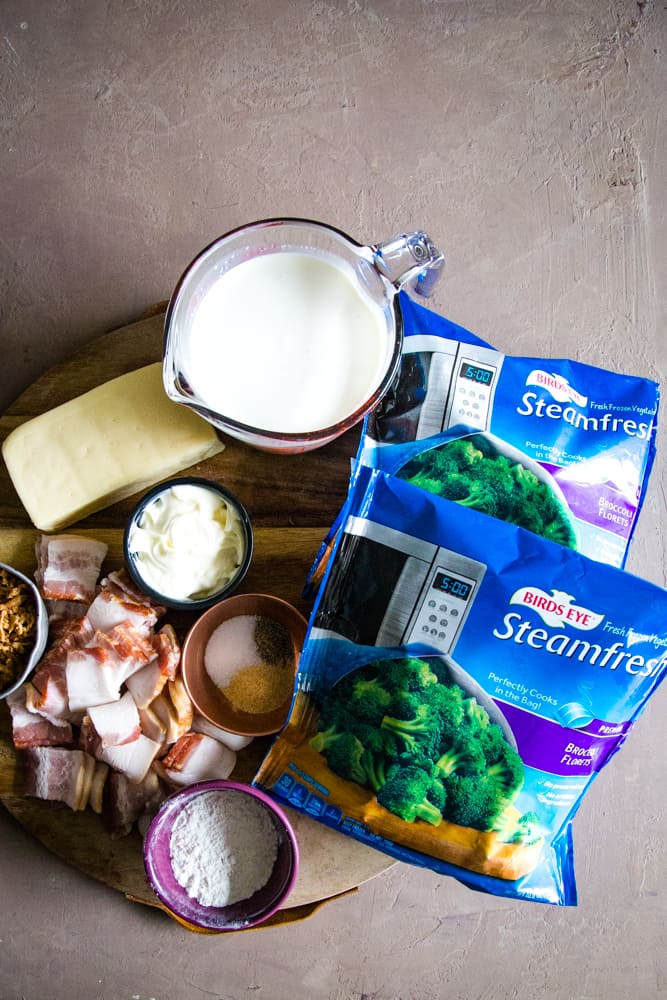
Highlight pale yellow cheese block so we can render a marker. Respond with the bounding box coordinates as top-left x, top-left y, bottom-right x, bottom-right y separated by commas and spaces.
2, 363, 225, 532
